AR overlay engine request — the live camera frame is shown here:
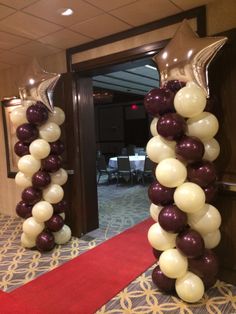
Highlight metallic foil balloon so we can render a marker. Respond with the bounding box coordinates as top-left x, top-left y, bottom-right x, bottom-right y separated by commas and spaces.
18, 59, 60, 112
153, 20, 227, 96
